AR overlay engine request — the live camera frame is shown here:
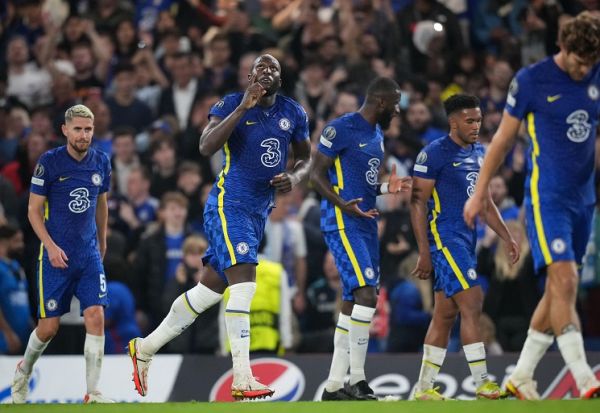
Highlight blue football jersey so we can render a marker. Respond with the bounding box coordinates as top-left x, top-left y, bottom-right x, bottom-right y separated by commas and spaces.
506, 57, 600, 206
413, 136, 485, 249
318, 113, 384, 234
30, 146, 111, 259
205, 93, 309, 216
